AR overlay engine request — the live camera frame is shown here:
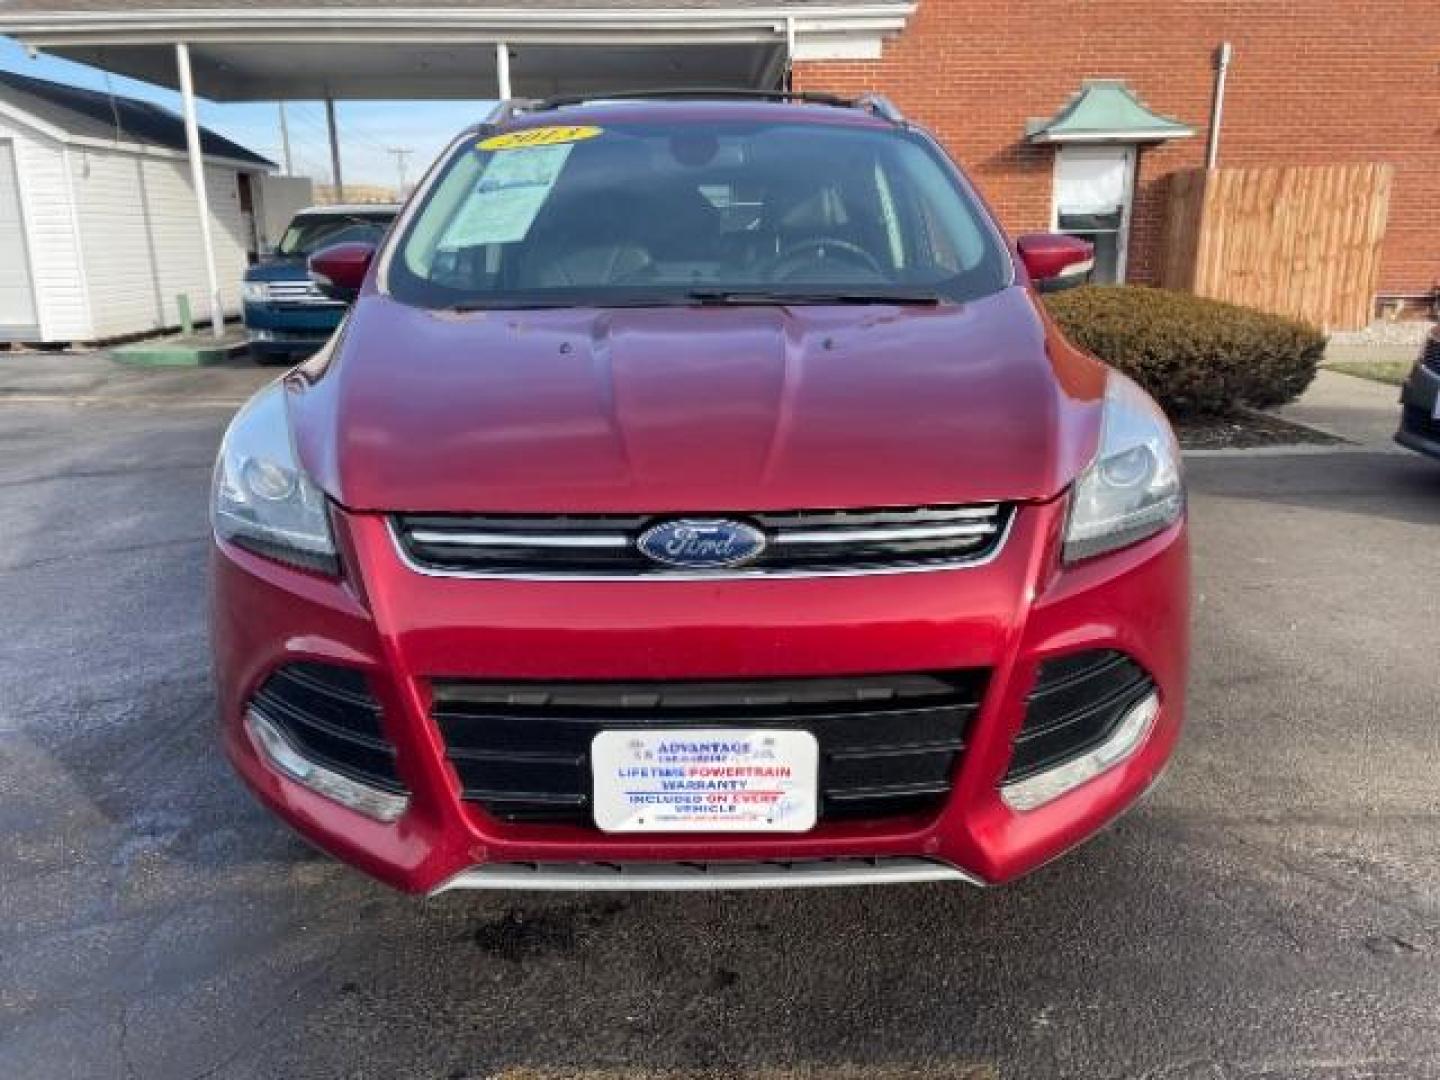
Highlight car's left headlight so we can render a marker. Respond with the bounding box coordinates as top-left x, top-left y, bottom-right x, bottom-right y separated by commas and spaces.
212, 381, 337, 574
1064, 373, 1184, 563
242, 281, 269, 303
